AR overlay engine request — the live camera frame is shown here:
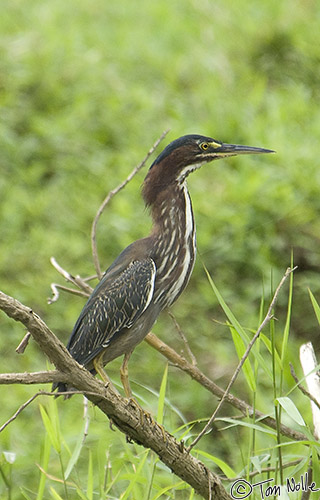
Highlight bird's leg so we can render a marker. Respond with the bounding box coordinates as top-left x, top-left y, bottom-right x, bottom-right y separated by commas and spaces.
120, 352, 162, 433
93, 351, 112, 387
120, 351, 133, 398
120, 351, 143, 425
